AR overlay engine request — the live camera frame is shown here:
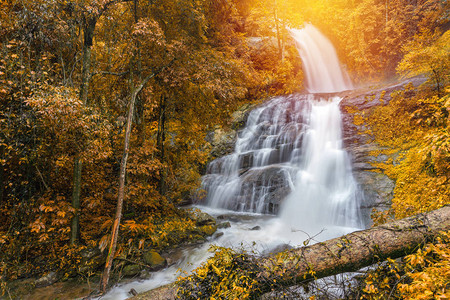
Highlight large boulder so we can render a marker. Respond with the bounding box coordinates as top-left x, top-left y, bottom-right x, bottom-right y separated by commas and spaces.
143, 251, 167, 271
